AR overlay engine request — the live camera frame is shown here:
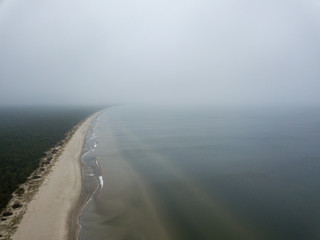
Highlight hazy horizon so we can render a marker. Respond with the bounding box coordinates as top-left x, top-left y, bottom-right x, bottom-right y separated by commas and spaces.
1, 0, 320, 107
